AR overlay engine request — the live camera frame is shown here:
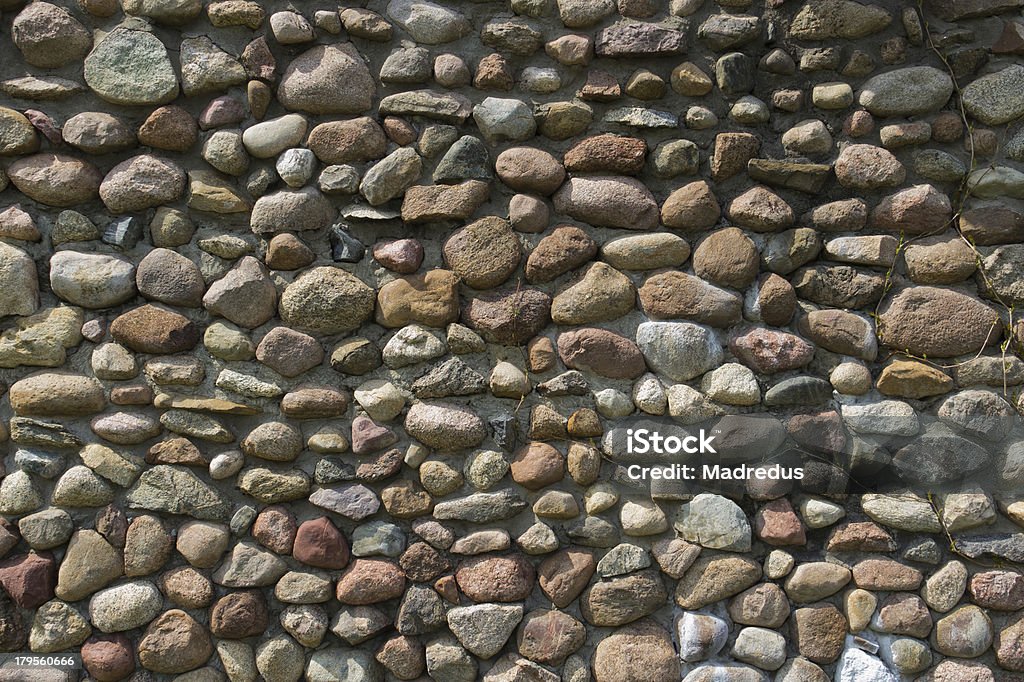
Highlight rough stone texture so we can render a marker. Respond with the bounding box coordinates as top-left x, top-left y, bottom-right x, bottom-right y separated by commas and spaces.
0, 1, 1019, 676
